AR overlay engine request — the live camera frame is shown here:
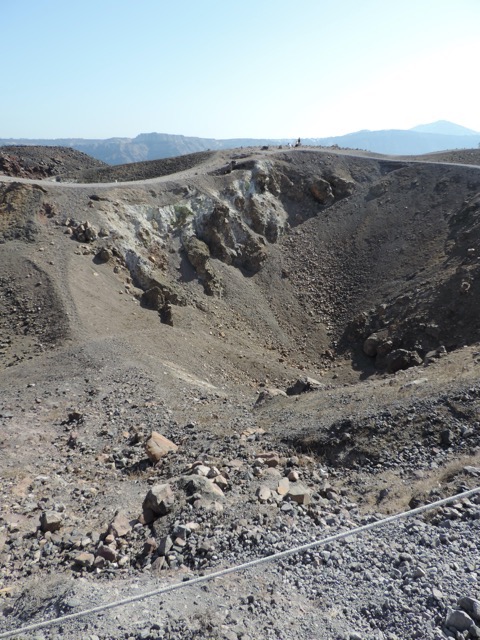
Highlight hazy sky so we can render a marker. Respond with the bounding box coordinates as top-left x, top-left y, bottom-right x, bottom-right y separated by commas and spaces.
2, 0, 480, 139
